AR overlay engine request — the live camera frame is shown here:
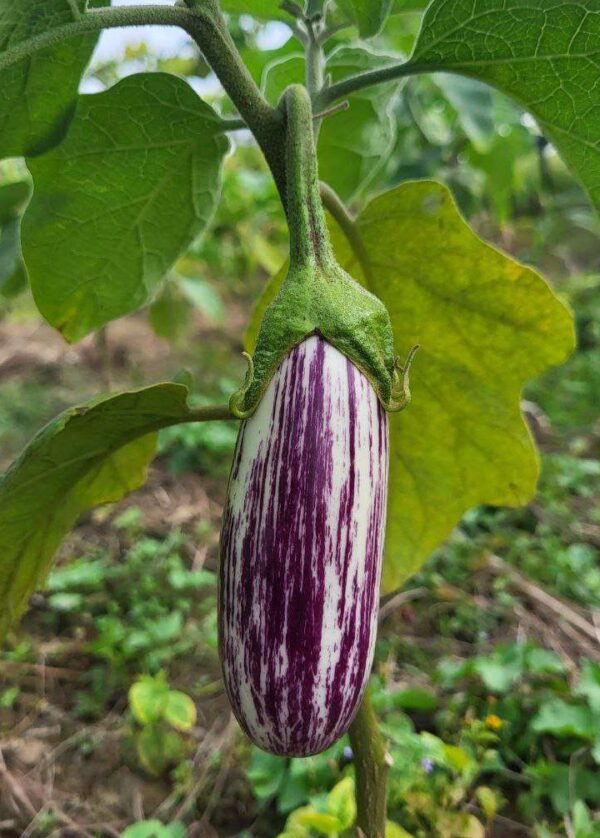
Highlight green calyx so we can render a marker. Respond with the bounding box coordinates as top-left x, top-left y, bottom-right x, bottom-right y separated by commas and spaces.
230, 84, 409, 418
